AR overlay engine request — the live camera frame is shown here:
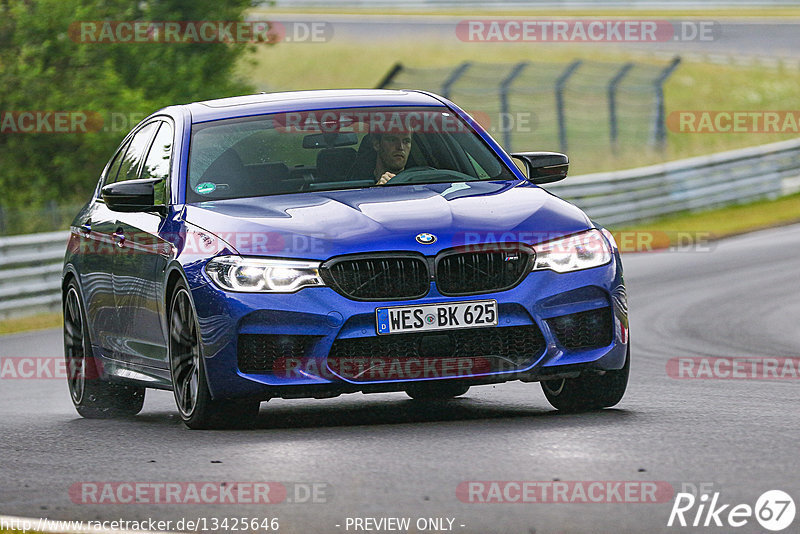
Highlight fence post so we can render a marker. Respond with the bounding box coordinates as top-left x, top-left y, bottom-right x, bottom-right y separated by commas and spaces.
555, 60, 582, 154
651, 56, 682, 150
498, 62, 529, 151
441, 62, 472, 100
48, 200, 59, 231
608, 62, 634, 154
375, 62, 404, 89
